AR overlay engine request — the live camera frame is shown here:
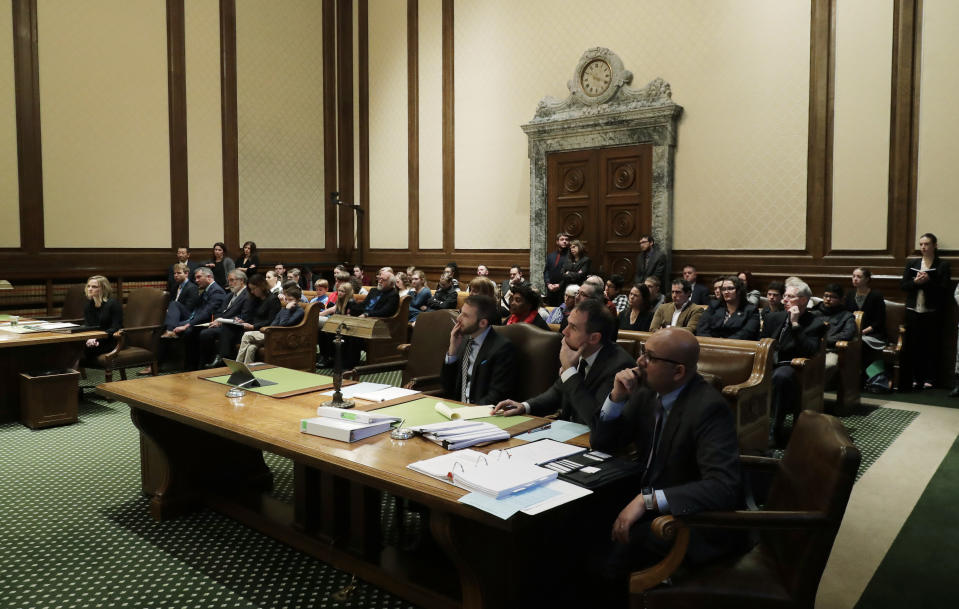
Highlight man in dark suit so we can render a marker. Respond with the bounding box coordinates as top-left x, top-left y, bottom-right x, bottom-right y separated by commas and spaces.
441, 294, 516, 405
162, 263, 200, 335
543, 232, 570, 306
633, 233, 667, 288
760, 280, 827, 446
195, 269, 252, 369
172, 267, 227, 369
492, 298, 634, 429
360, 271, 399, 318
589, 328, 744, 604
682, 264, 710, 306
166, 246, 199, 294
